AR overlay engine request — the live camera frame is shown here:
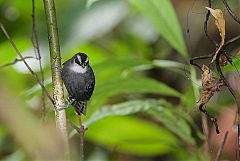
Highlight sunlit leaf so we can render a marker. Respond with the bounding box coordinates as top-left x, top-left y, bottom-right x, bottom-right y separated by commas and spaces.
92, 59, 151, 84
86, 148, 108, 161
86, 0, 100, 7
0, 37, 31, 64
152, 59, 186, 74
93, 59, 151, 71
148, 109, 195, 145
89, 77, 181, 114
22, 78, 52, 99
85, 116, 179, 156
181, 84, 196, 111
85, 99, 164, 126
222, 55, 240, 72
128, 0, 187, 57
